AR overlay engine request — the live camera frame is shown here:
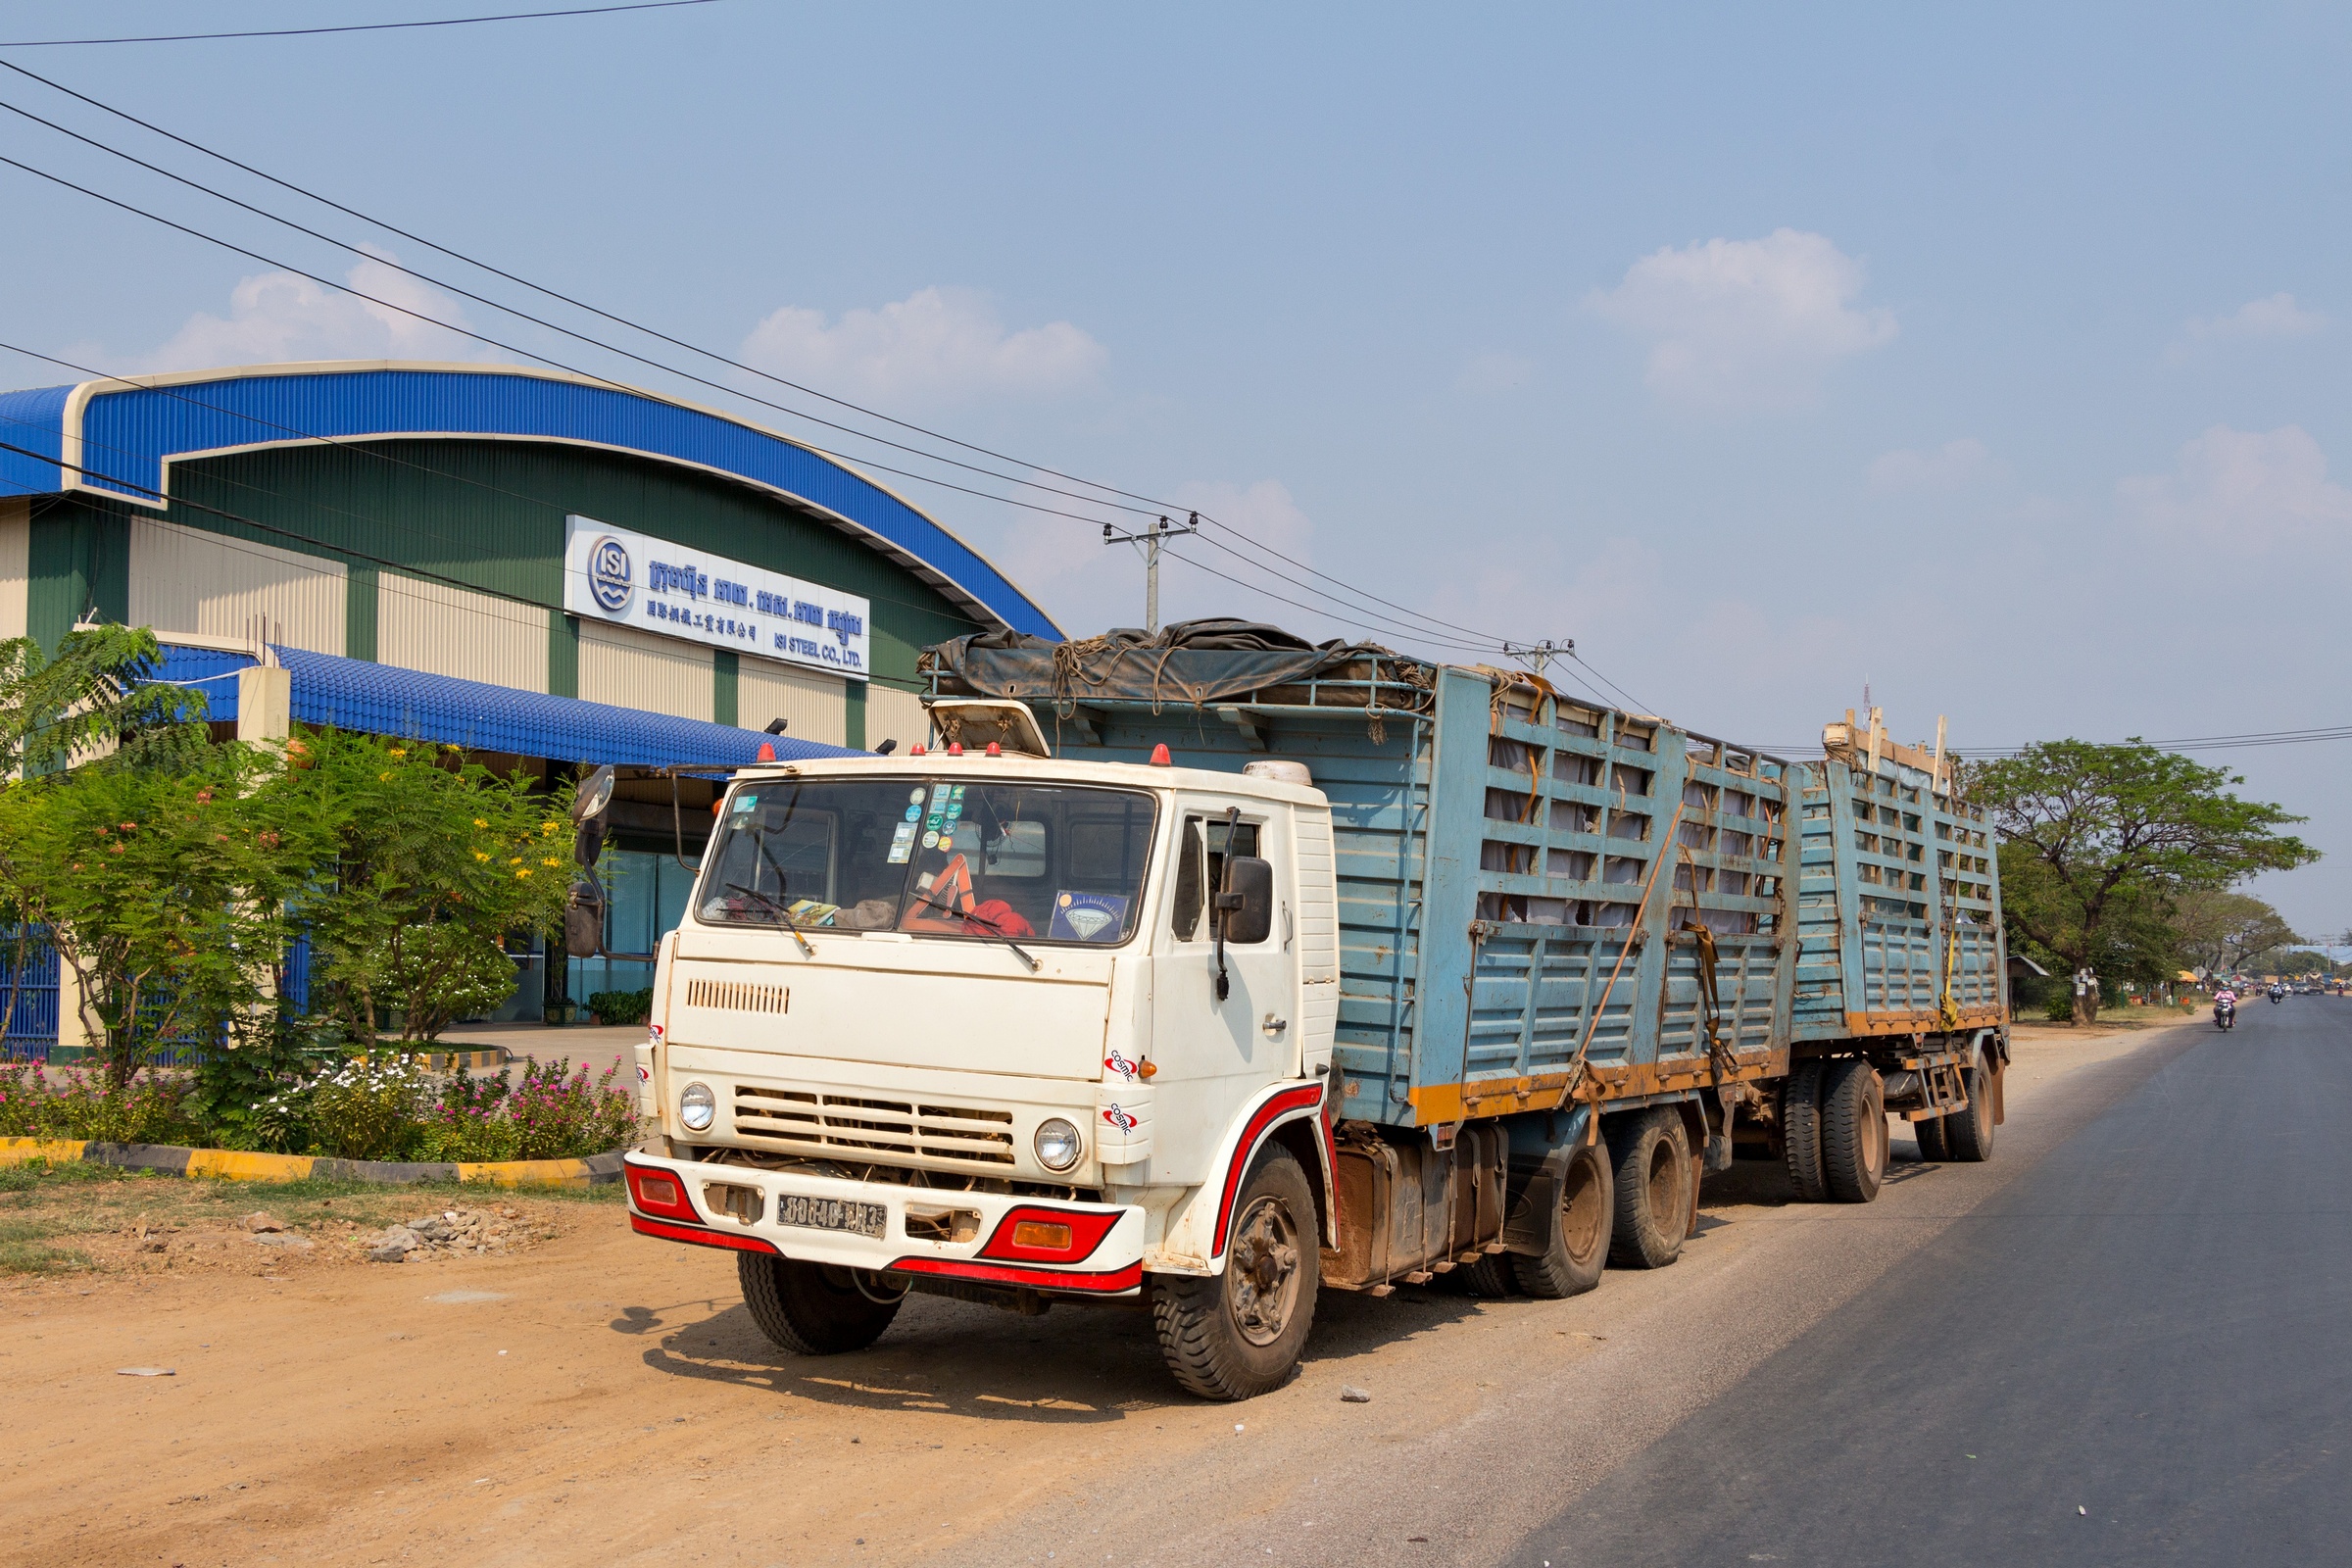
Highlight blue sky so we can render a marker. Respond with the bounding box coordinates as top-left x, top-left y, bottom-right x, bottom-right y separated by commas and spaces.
1, 2, 2347, 931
